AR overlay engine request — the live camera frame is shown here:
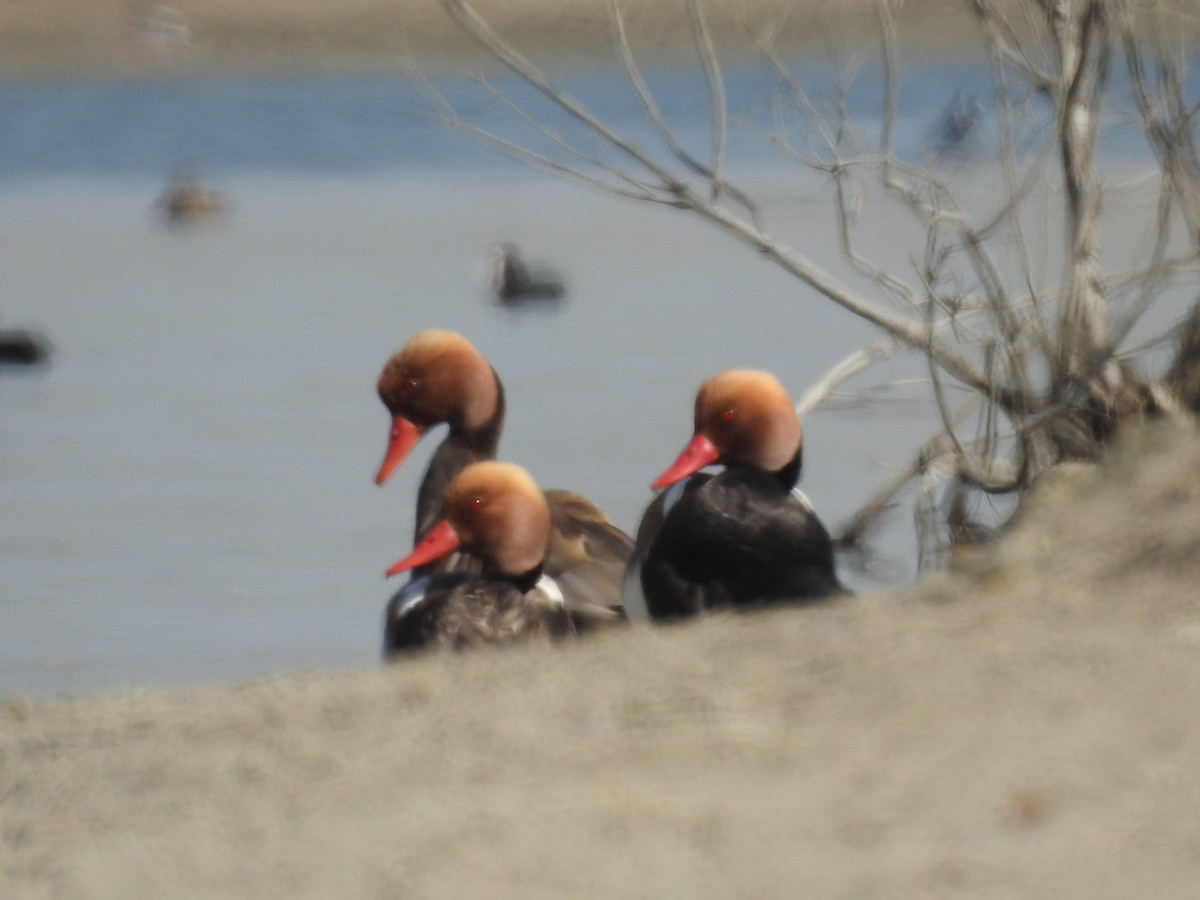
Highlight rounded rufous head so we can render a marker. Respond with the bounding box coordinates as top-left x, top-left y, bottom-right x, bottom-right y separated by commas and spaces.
375, 330, 499, 485
387, 461, 550, 578
652, 369, 802, 489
